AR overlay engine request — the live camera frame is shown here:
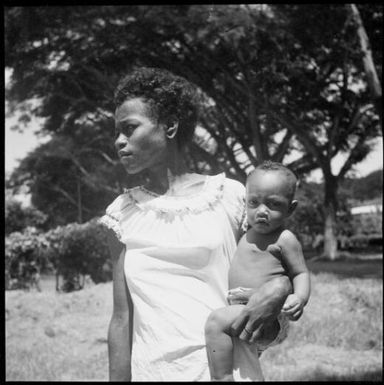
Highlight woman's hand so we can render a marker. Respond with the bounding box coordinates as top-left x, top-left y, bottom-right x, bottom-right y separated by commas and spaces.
229, 276, 291, 343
